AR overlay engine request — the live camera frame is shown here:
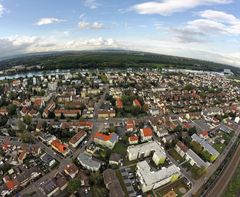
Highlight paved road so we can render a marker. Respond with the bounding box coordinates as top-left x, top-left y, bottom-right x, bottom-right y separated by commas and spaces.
205, 140, 240, 197
94, 84, 109, 118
